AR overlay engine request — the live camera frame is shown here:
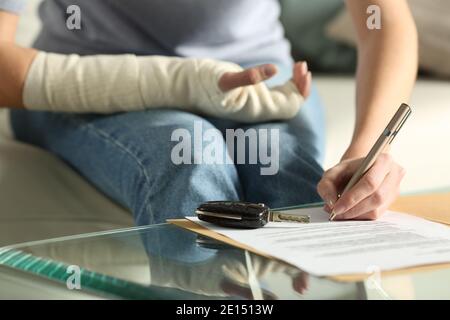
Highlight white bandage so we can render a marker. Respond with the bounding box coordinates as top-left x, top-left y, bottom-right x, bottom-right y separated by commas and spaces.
23, 52, 304, 122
